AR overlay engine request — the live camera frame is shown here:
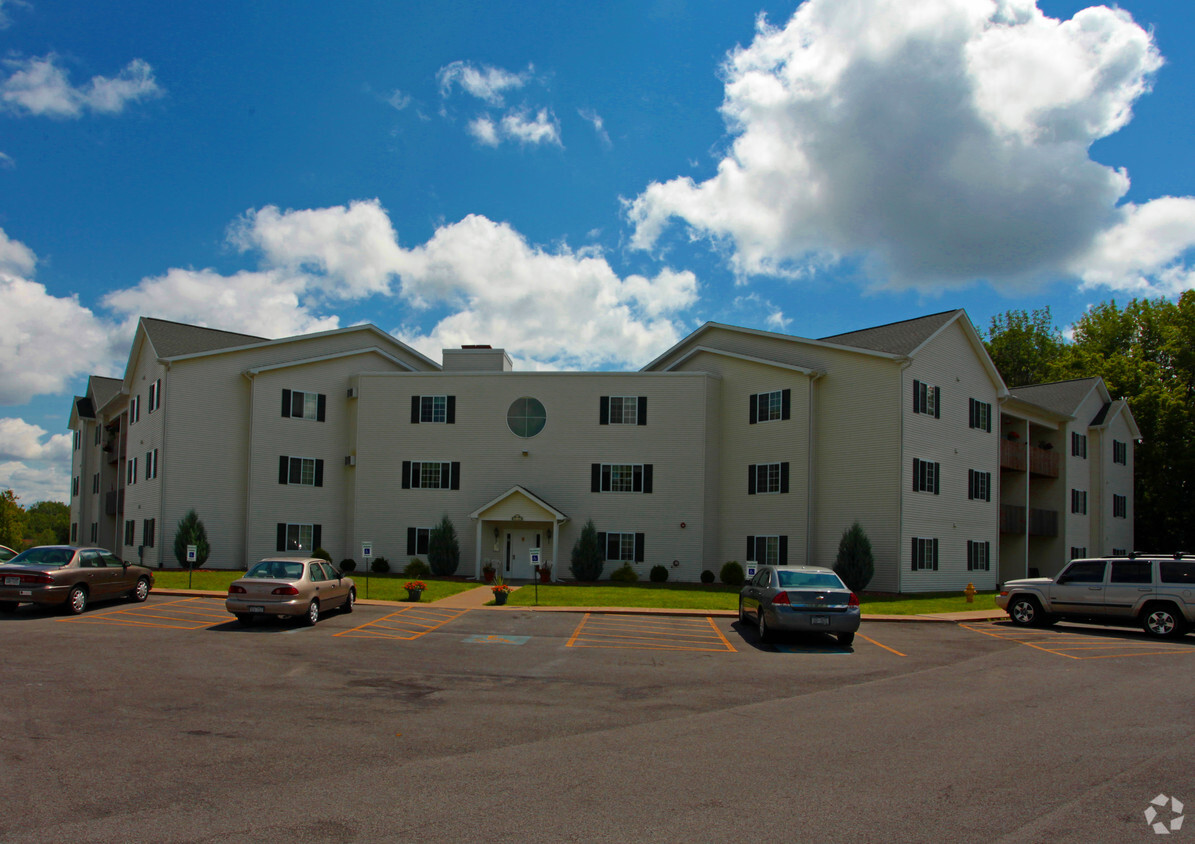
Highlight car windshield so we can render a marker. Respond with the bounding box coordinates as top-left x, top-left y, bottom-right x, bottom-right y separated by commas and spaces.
246, 561, 305, 580
777, 571, 844, 589
6, 547, 74, 566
